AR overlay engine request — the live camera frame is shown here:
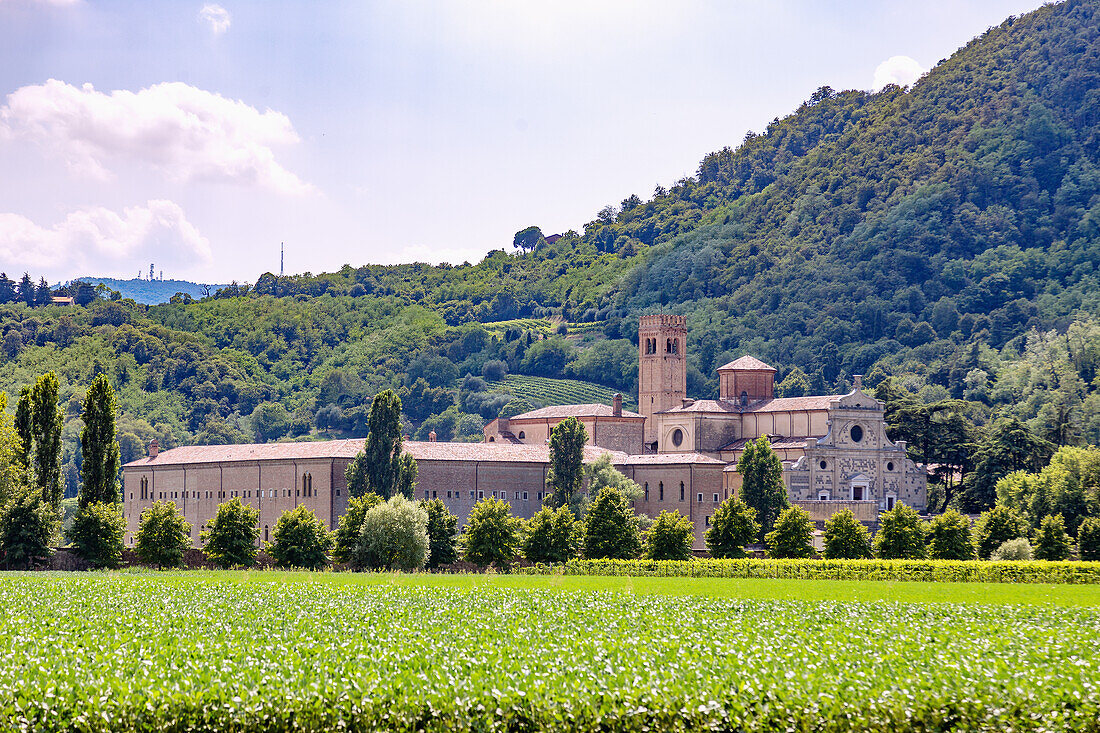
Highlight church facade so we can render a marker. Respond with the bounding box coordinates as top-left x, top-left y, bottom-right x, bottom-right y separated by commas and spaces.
122, 314, 926, 551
